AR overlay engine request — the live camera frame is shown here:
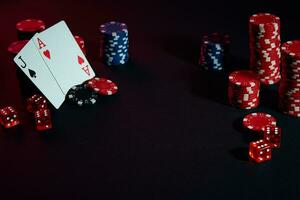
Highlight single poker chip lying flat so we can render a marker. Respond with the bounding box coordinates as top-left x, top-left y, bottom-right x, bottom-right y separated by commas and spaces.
67, 84, 98, 106
242, 112, 277, 131
7, 40, 29, 55
85, 77, 118, 95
